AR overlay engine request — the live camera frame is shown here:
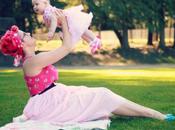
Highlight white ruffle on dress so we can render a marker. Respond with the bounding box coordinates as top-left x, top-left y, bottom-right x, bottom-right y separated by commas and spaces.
0, 119, 110, 130
43, 5, 93, 44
